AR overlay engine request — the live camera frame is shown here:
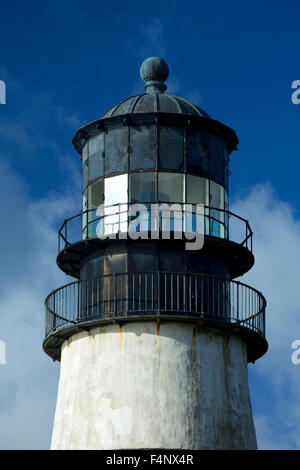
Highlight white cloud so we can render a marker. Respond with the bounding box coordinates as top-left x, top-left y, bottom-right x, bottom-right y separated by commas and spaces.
232, 183, 300, 449
137, 18, 168, 59
0, 159, 77, 449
